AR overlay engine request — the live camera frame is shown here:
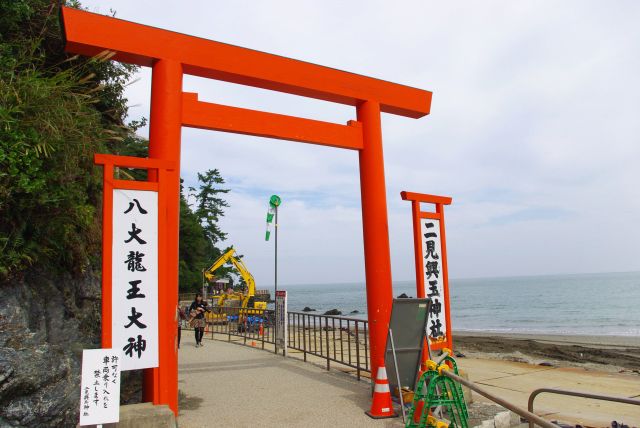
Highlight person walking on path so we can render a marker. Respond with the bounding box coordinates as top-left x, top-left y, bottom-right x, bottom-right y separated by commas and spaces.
189, 293, 209, 347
